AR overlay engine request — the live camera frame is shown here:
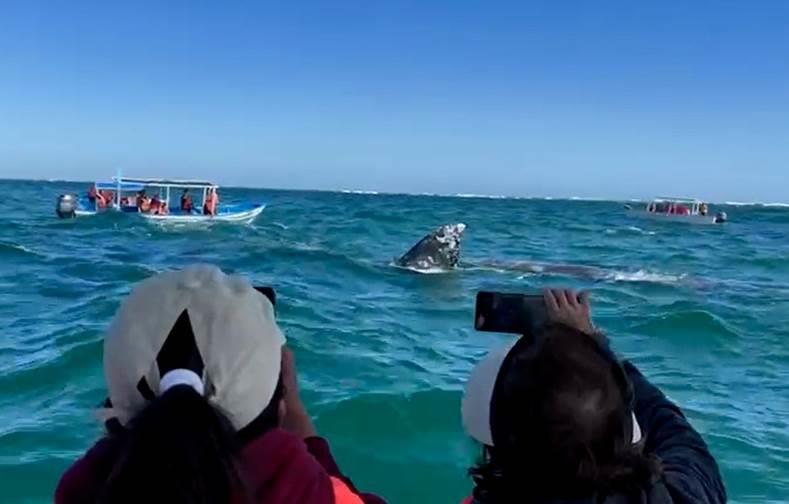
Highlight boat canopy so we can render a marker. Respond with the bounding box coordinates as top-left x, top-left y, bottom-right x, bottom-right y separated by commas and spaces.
655, 196, 704, 203
95, 181, 146, 192
114, 177, 218, 189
